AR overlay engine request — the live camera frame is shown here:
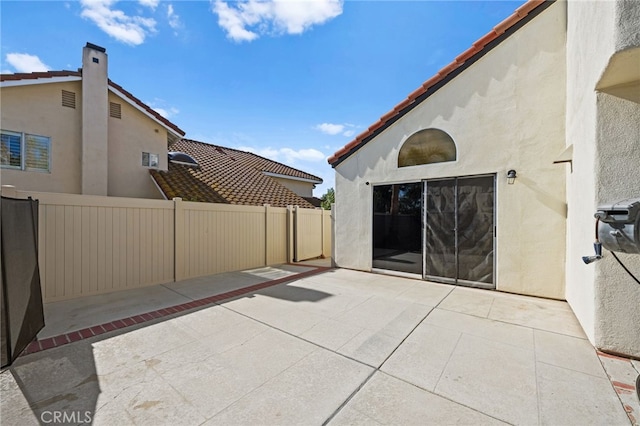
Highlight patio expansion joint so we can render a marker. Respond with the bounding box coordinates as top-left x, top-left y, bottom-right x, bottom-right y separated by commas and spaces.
213, 297, 437, 425
533, 325, 543, 426
321, 283, 508, 425
18, 265, 333, 358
